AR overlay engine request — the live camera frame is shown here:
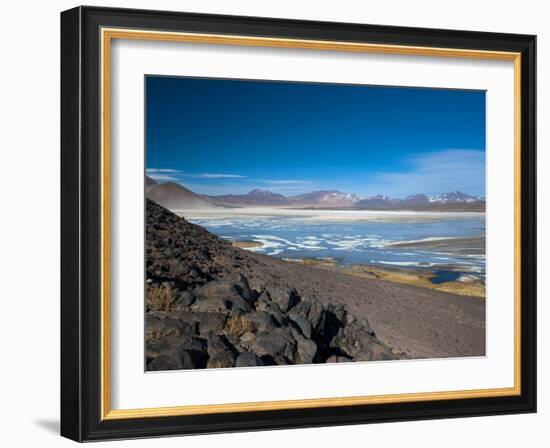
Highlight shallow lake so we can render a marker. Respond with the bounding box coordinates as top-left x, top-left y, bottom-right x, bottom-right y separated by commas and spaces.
187, 213, 486, 279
